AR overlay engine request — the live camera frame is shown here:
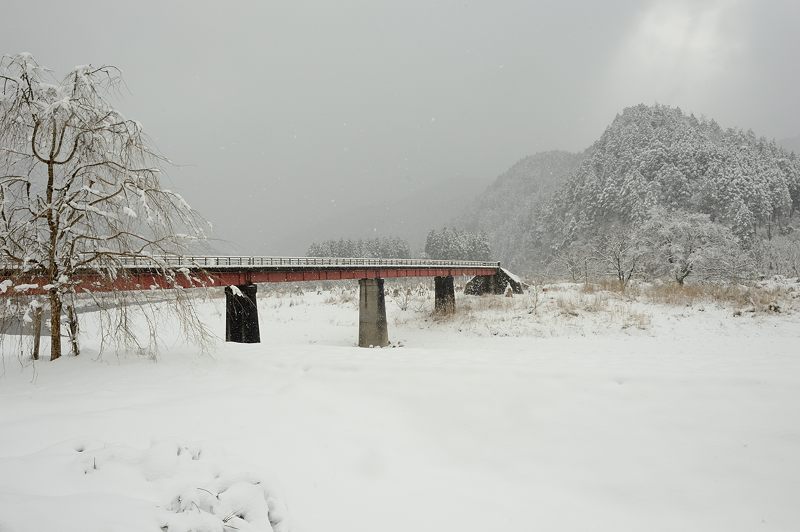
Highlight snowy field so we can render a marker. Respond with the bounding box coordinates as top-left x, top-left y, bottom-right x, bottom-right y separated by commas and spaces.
1, 281, 800, 532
